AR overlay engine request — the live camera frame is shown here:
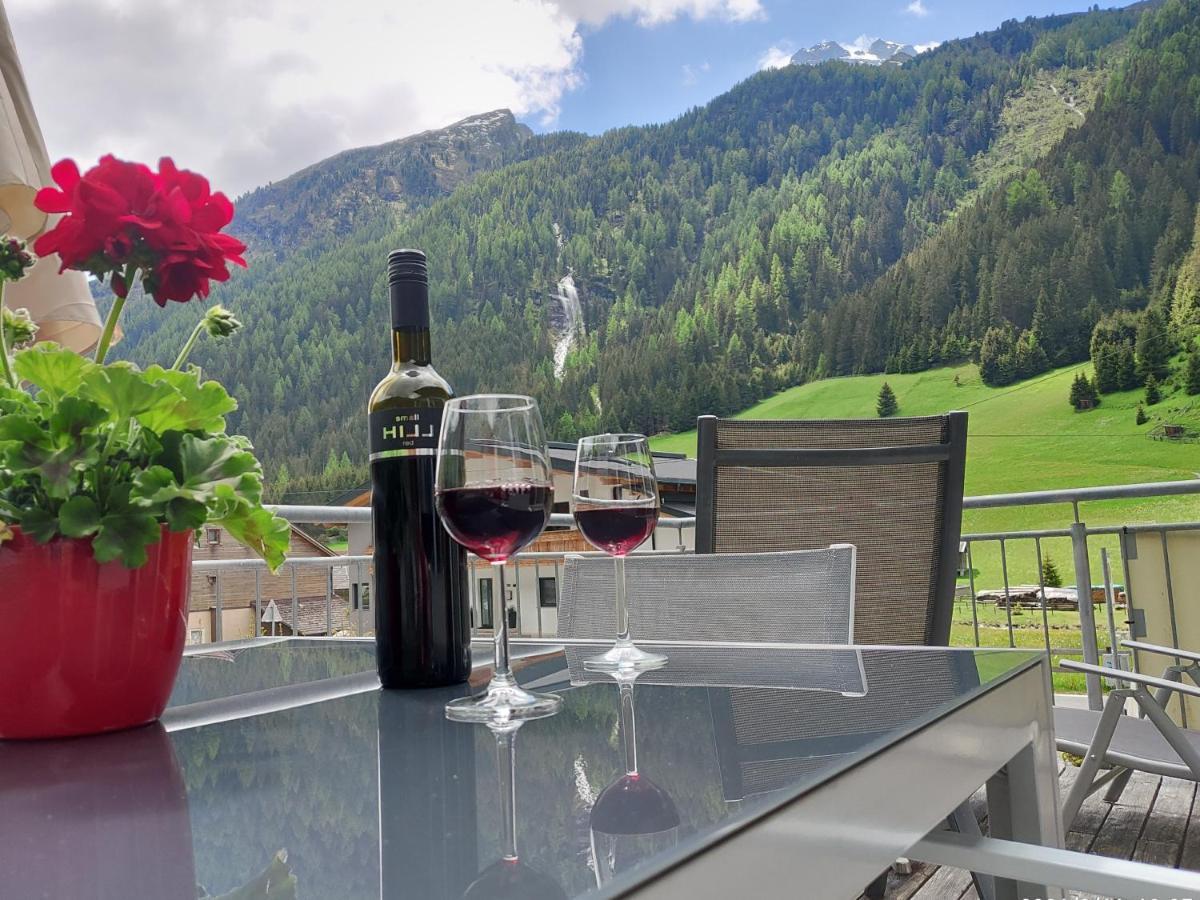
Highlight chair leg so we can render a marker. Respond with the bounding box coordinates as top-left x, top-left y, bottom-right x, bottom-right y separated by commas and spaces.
863, 869, 888, 900
1102, 767, 1133, 803
1132, 686, 1200, 780
1061, 691, 1129, 830
948, 800, 995, 900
